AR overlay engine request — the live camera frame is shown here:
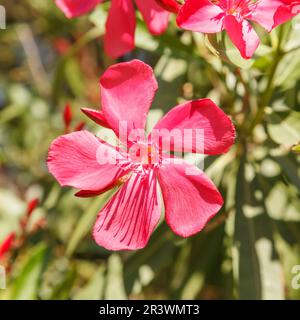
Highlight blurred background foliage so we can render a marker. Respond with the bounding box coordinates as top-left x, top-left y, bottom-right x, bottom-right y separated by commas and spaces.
0, 0, 300, 300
